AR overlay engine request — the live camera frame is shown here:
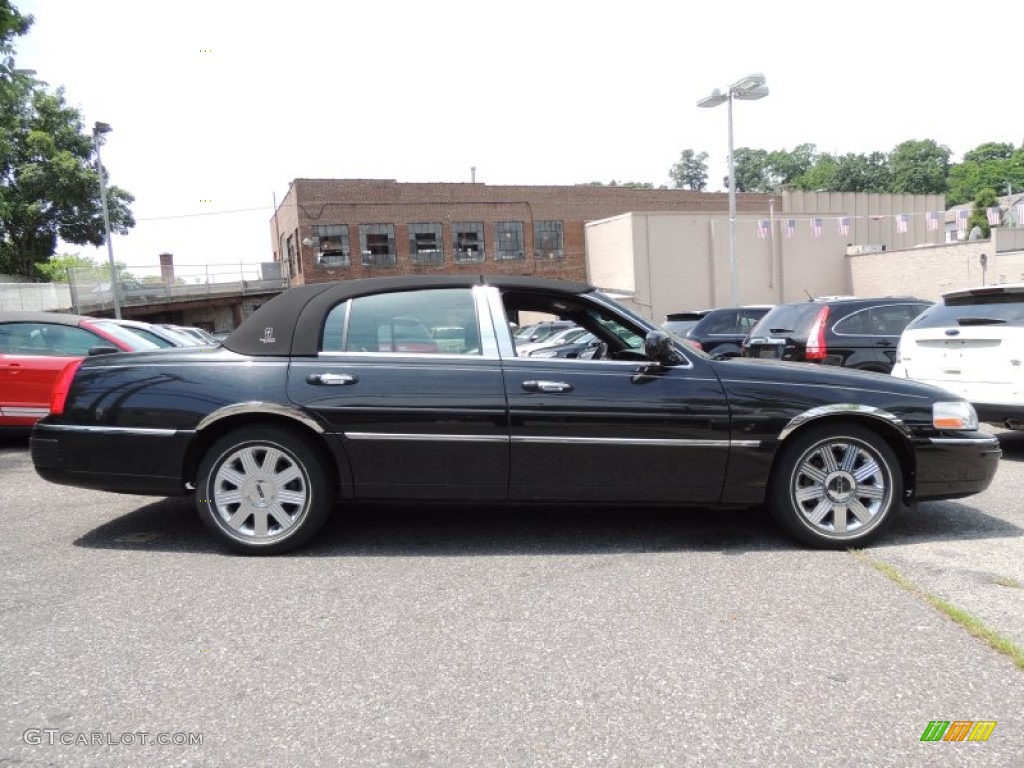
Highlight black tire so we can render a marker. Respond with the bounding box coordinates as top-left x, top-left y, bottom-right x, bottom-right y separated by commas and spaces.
195, 425, 332, 554
769, 423, 903, 549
